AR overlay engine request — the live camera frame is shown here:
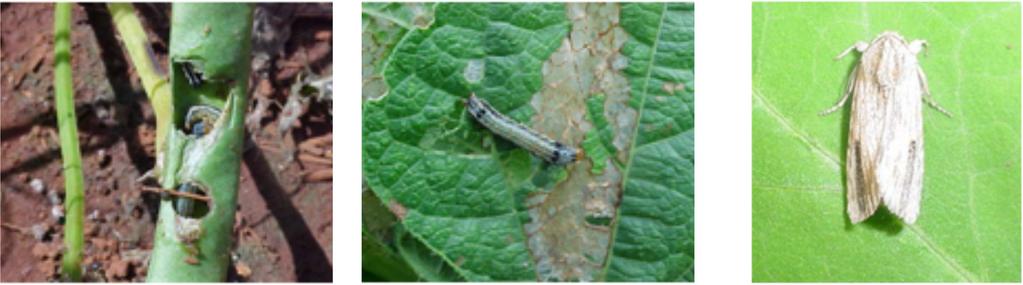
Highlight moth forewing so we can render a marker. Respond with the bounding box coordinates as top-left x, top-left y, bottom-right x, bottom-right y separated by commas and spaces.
826, 31, 931, 224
